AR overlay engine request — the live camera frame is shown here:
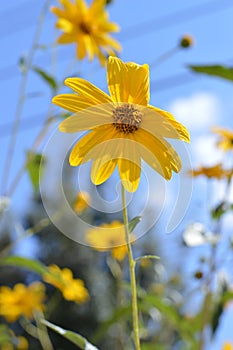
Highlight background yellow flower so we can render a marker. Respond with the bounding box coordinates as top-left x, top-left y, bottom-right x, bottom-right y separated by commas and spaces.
189, 163, 230, 179
73, 191, 90, 214
86, 220, 135, 261
51, 0, 121, 65
212, 126, 233, 152
0, 282, 45, 322
43, 264, 89, 303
